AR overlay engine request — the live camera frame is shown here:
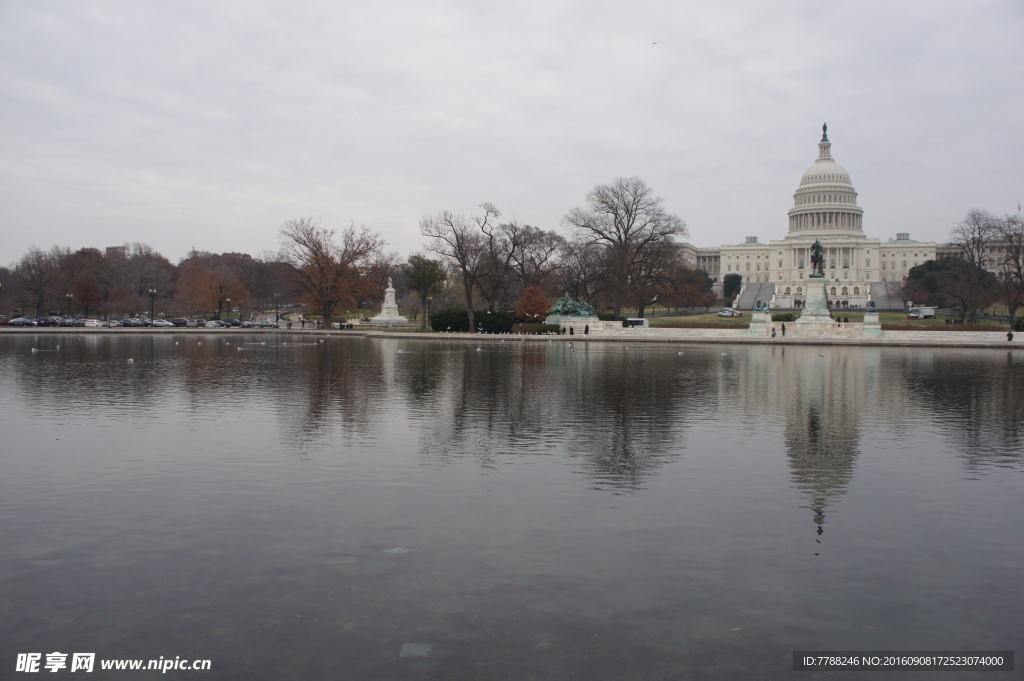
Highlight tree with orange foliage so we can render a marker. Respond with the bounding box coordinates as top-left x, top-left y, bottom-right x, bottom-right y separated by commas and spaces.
515, 286, 550, 322
279, 218, 387, 325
